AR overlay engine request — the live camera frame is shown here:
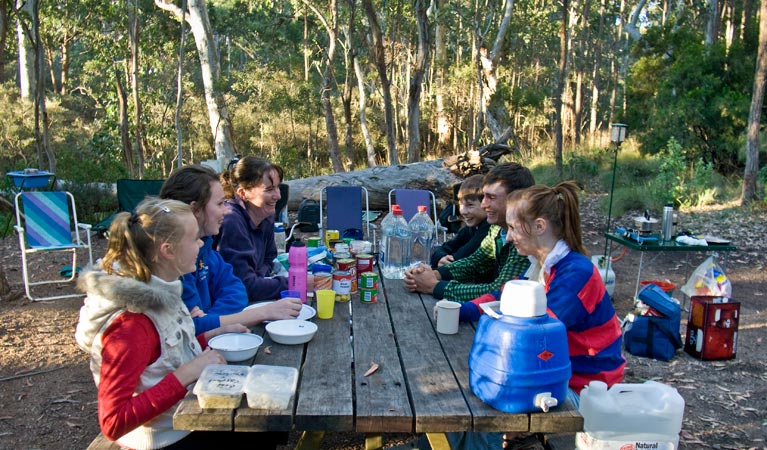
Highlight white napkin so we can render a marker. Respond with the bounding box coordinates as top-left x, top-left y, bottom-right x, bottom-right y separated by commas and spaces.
675, 235, 708, 246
